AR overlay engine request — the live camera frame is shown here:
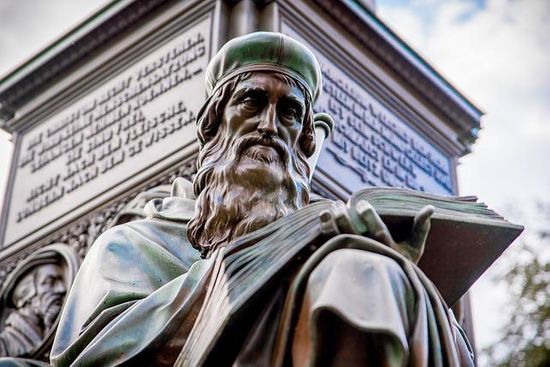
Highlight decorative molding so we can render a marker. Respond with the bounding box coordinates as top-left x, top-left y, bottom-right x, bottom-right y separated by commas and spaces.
0, 0, 482, 146
0, 159, 197, 286
0, 0, 175, 128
